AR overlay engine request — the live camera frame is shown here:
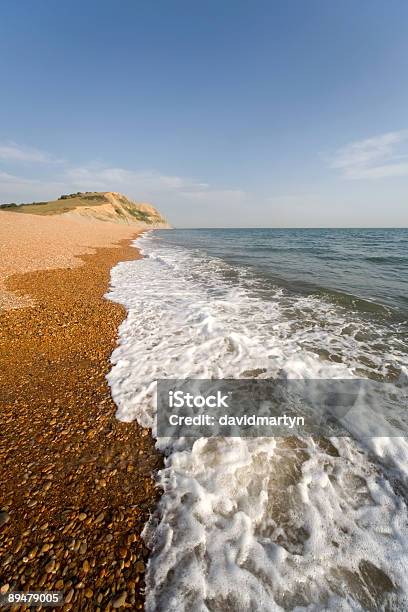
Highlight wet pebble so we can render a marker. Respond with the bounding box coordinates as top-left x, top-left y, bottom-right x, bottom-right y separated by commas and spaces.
112, 591, 128, 608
